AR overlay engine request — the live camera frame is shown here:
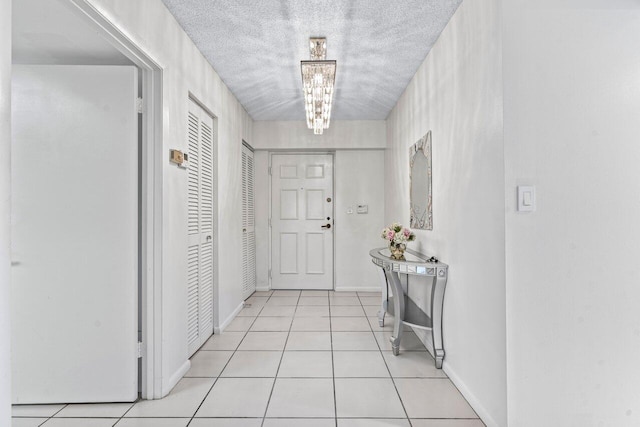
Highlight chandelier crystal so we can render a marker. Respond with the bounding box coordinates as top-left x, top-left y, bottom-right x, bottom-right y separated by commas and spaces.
301, 38, 336, 135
